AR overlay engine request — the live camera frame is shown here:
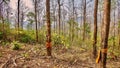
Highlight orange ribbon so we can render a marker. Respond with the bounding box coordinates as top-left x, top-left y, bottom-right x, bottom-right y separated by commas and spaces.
46, 42, 51, 48
101, 48, 108, 53
96, 48, 108, 63
96, 50, 101, 63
